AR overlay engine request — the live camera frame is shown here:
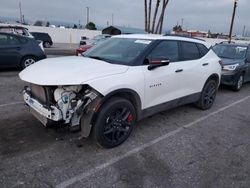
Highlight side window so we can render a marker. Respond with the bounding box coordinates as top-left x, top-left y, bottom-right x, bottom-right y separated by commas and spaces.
197, 44, 209, 57
8, 36, 20, 45
149, 41, 179, 62
247, 47, 250, 61
180, 42, 200, 61
0, 34, 8, 45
